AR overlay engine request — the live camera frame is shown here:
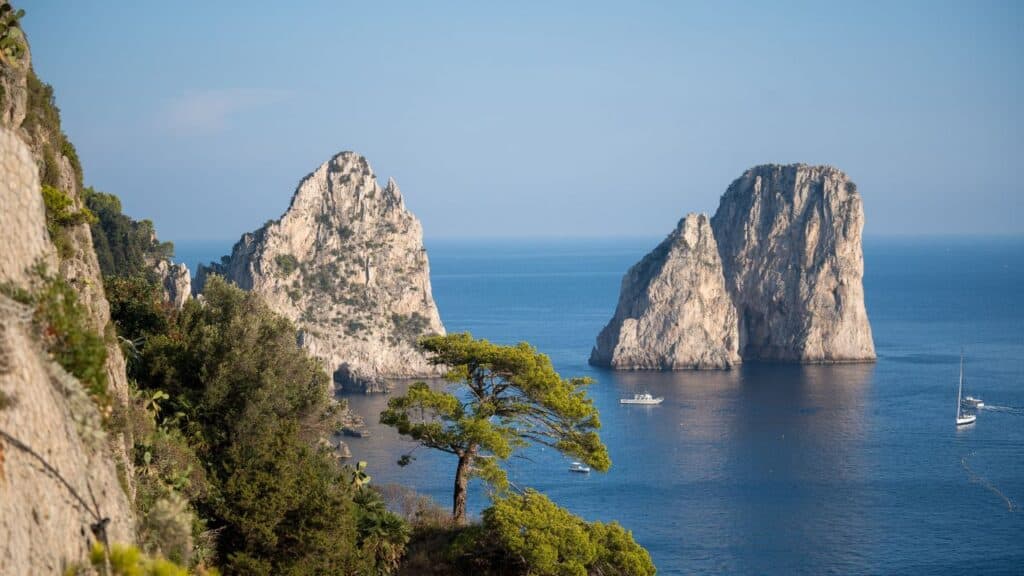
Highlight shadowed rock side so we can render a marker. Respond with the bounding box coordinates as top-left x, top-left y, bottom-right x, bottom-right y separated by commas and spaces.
196, 152, 445, 392
711, 164, 875, 363
590, 214, 740, 370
